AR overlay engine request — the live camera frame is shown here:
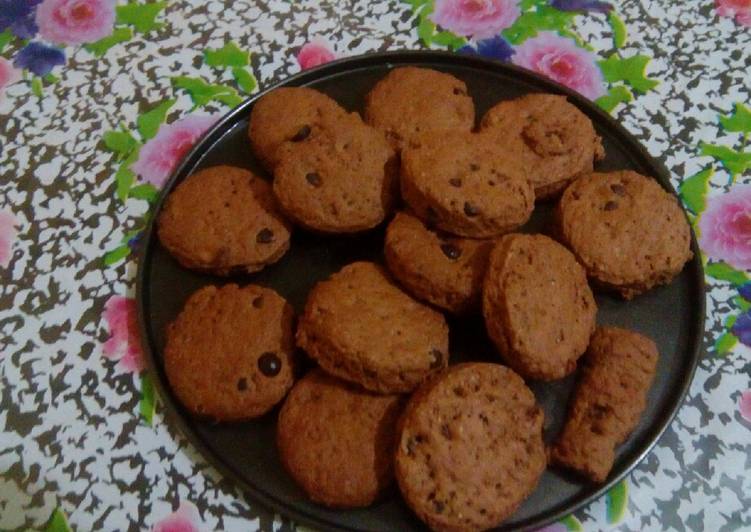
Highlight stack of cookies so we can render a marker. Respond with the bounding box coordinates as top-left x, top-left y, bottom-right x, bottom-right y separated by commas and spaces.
156, 66, 692, 531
